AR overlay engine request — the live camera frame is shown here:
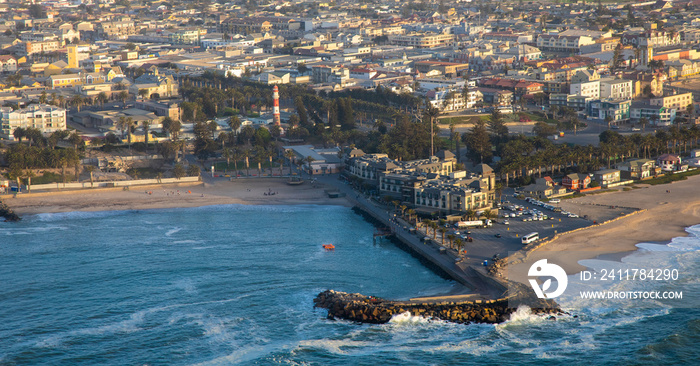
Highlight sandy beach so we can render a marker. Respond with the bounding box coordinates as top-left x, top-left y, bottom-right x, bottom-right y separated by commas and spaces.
2, 177, 350, 216
507, 174, 700, 283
